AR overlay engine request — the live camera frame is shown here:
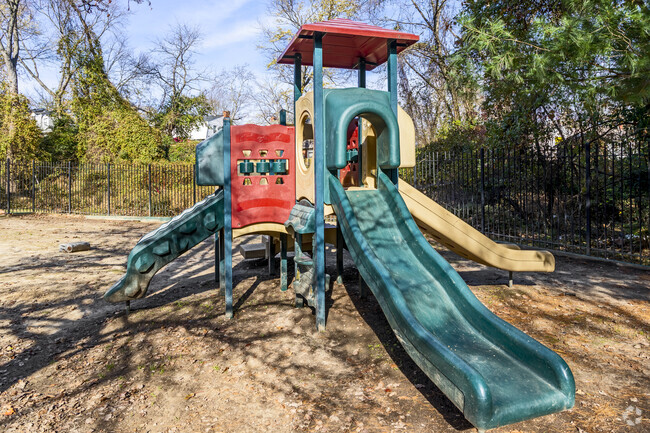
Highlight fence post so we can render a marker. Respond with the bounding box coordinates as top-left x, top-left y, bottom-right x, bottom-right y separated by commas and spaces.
480, 148, 485, 233
68, 161, 72, 213
413, 156, 418, 187
6, 158, 10, 215
107, 163, 111, 216
192, 165, 196, 204
585, 140, 591, 255
148, 164, 152, 217
32, 160, 36, 213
